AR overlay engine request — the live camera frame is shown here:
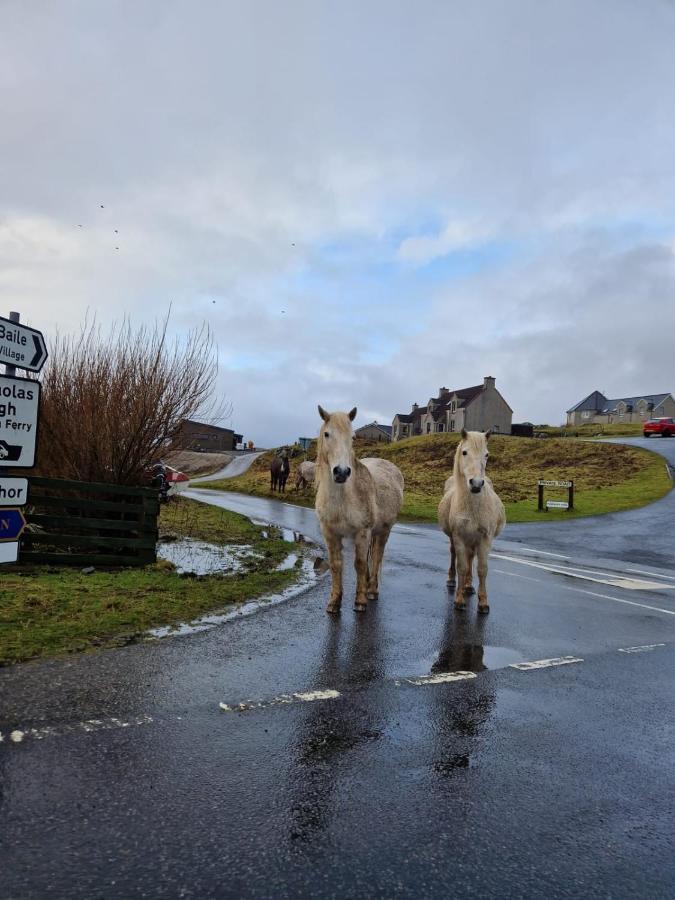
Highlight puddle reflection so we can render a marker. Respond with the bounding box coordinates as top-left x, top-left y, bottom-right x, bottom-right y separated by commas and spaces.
287, 607, 385, 846
429, 611, 496, 776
